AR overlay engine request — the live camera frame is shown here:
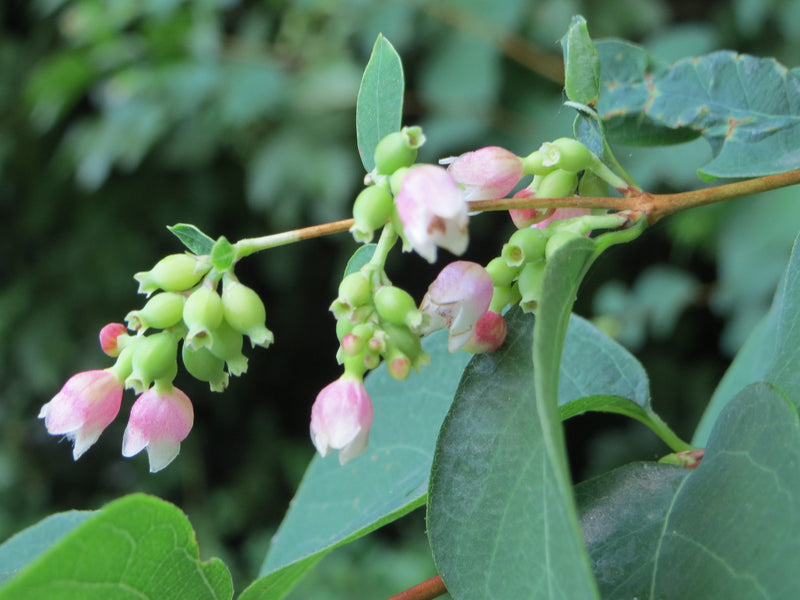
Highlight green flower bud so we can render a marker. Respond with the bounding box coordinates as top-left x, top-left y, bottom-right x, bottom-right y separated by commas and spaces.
521, 150, 558, 176
389, 167, 409, 196
183, 286, 224, 350
373, 126, 425, 175
134, 253, 210, 296
536, 169, 579, 199
545, 230, 587, 261
182, 343, 229, 392
125, 331, 179, 393
338, 272, 372, 308
221, 279, 274, 349
501, 228, 548, 268
374, 286, 422, 330
382, 323, 429, 371
485, 257, 521, 288
578, 170, 610, 197
489, 285, 515, 314
208, 318, 248, 376
539, 138, 593, 173
336, 317, 355, 342
125, 292, 186, 331
386, 351, 411, 381
517, 260, 547, 313
350, 186, 394, 243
